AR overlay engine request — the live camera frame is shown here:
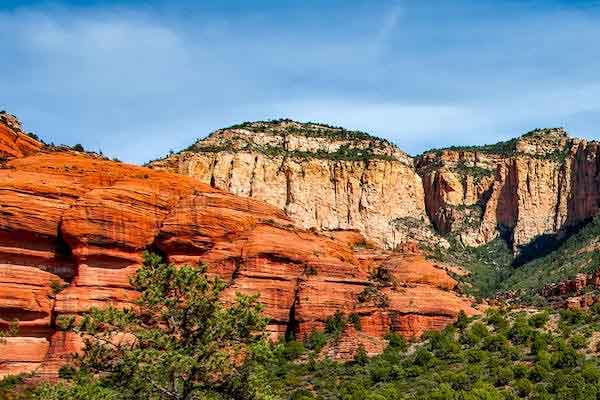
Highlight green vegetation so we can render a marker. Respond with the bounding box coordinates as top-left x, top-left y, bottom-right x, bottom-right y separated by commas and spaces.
452, 161, 494, 185
425, 127, 572, 162
189, 142, 397, 162
266, 307, 600, 399
357, 285, 390, 307
499, 216, 600, 296
390, 216, 430, 231
521, 128, 567, 139
224, 118, 386, 143
426, 236, 514, 299
26, 132, 41, 141
423, 214, 600, 302
182, 119, 400, 162
532, 144, 570, 162
49, 280, 67, 294
13, 252, 273, 400
8, 253, 600, 399
429, 138, 518, 156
